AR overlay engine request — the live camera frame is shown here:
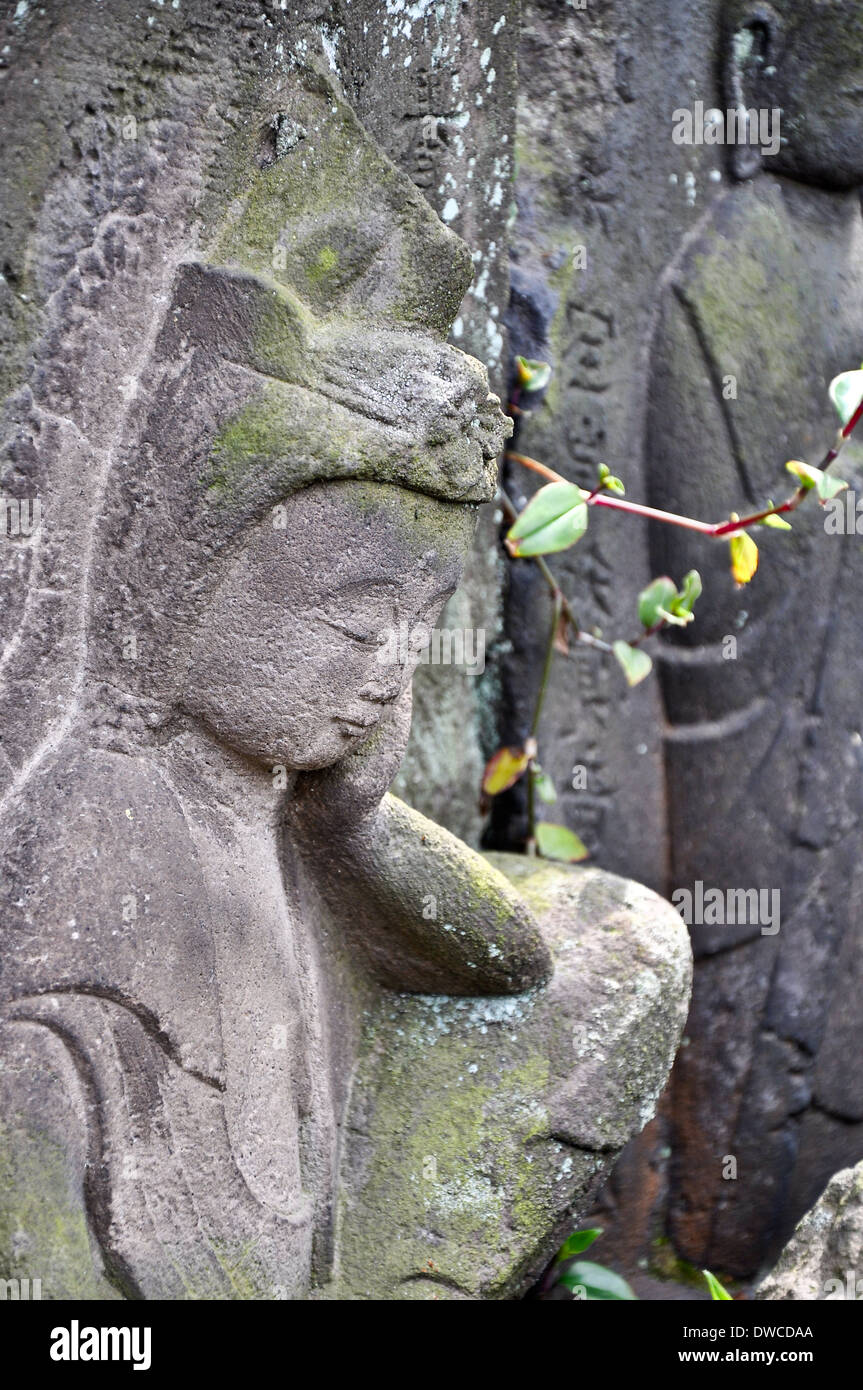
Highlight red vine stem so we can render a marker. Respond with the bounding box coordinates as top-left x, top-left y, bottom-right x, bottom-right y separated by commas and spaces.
507, 395, 863, 539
